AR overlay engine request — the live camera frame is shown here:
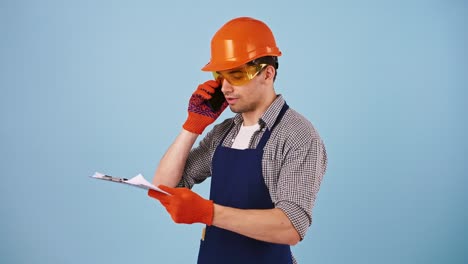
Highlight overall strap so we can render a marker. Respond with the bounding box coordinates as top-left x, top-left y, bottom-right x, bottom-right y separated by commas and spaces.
257, 103, 289, 150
